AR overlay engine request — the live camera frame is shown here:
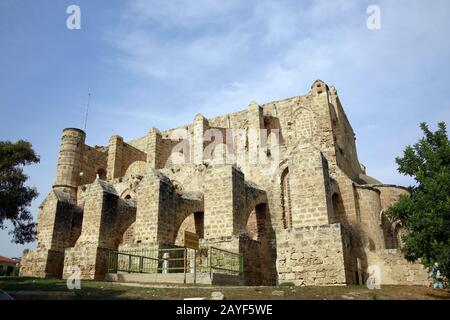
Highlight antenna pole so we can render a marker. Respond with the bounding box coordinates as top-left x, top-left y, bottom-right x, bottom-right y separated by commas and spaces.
83, 93, 91, 132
